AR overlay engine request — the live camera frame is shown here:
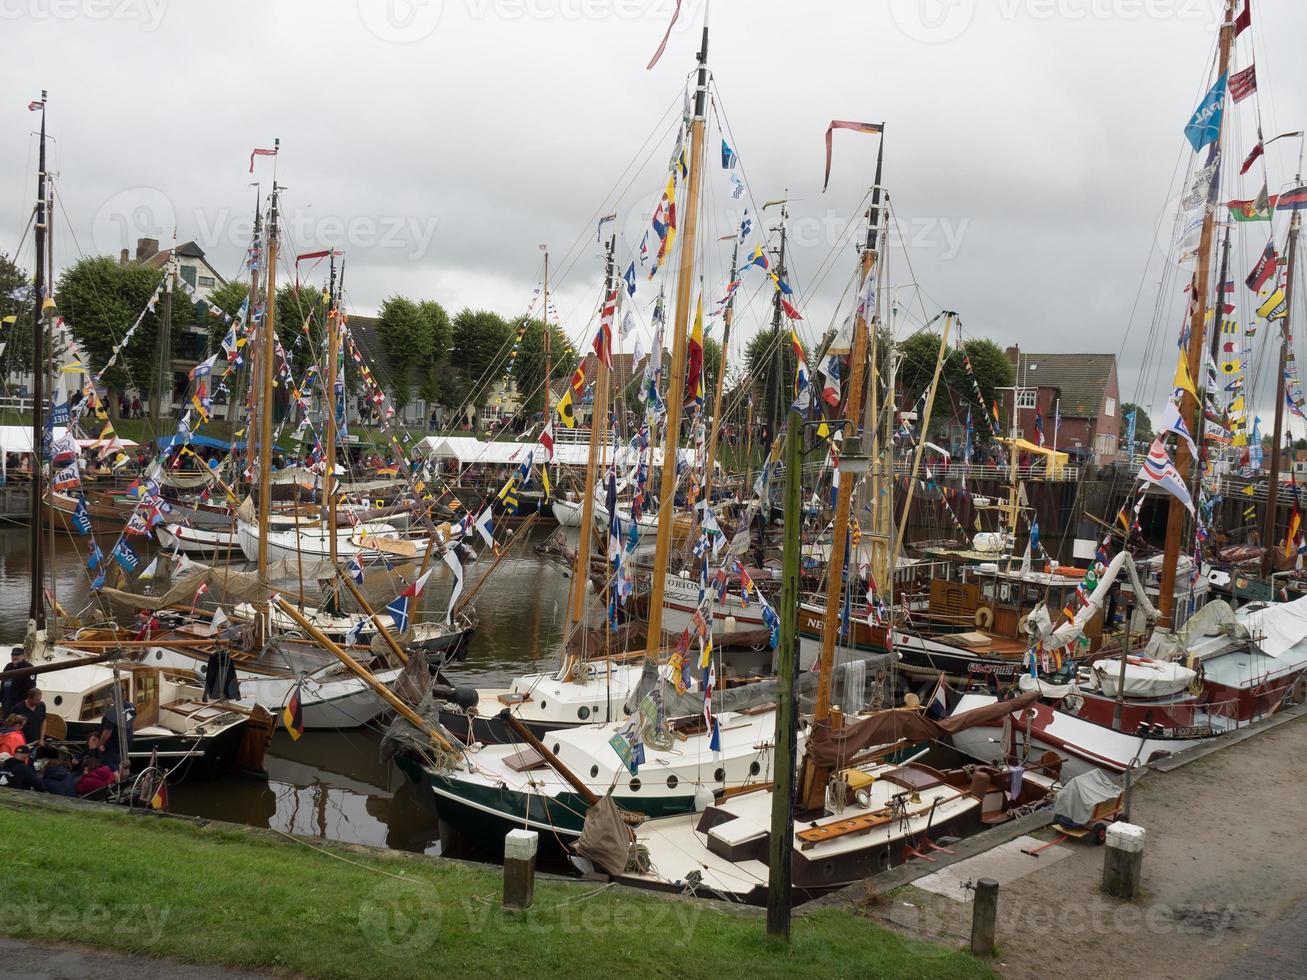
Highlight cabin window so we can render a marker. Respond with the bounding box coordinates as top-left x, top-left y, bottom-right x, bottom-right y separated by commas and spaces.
981, 581, 996, 602
80, 681, 125, 722
714, 768, 725, 782
998, 583, 1013, 604
551, 743, 561, 755
749, 761, 761, 776
629, 778, 641, 792
589, 765, 598, 778
666, 775, 679, 789
577, 706, 590, 720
